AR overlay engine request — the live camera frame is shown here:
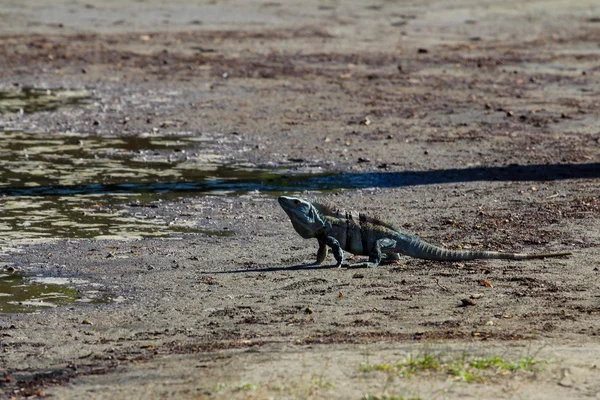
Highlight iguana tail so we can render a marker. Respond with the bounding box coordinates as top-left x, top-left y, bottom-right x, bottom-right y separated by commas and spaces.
397, 234, 571, 261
